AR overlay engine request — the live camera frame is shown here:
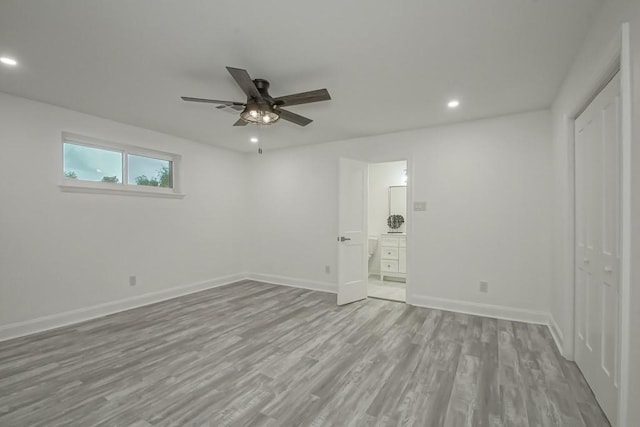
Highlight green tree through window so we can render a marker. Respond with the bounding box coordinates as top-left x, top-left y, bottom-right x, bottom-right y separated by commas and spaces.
134, 166, 171, 188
